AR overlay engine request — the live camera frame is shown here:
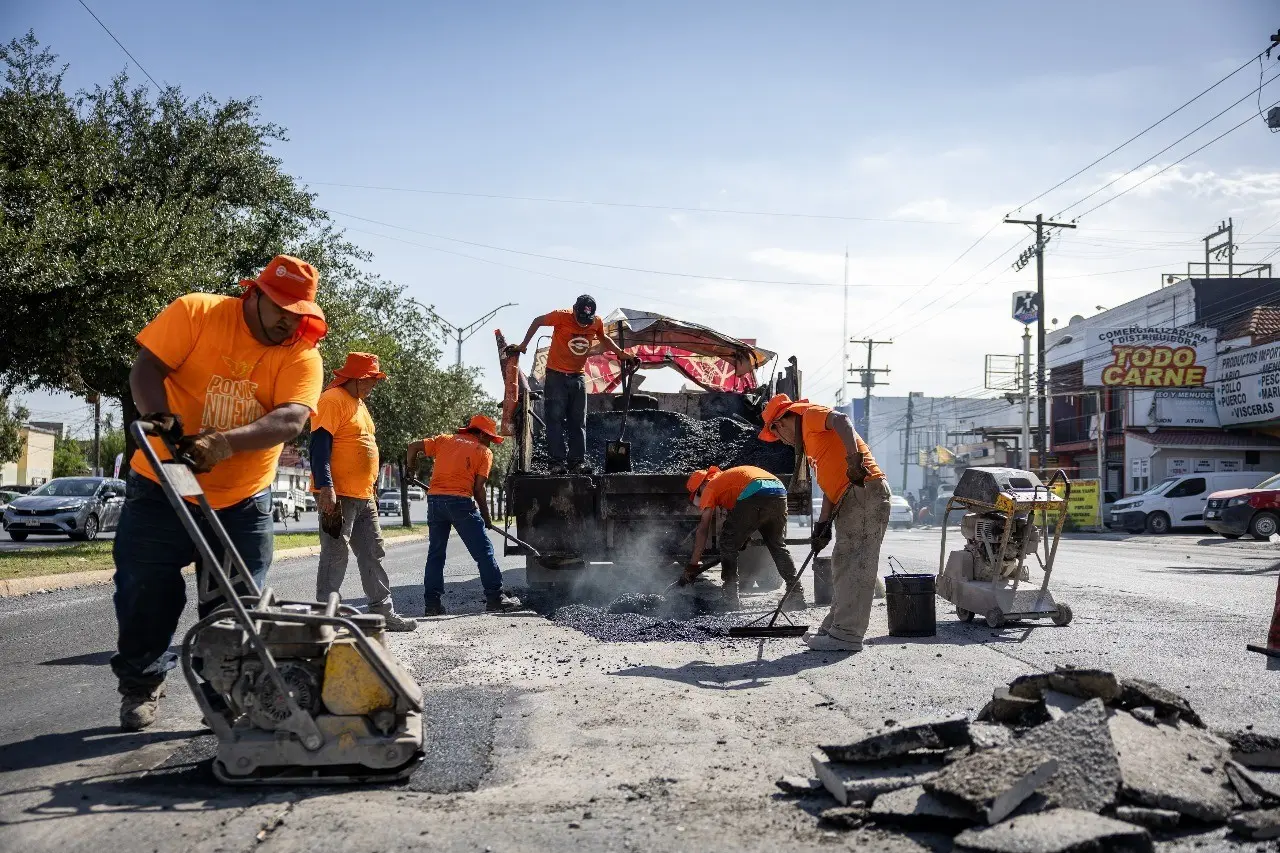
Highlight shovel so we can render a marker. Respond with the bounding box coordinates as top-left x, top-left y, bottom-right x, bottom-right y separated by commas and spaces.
604, 360, 639, 474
